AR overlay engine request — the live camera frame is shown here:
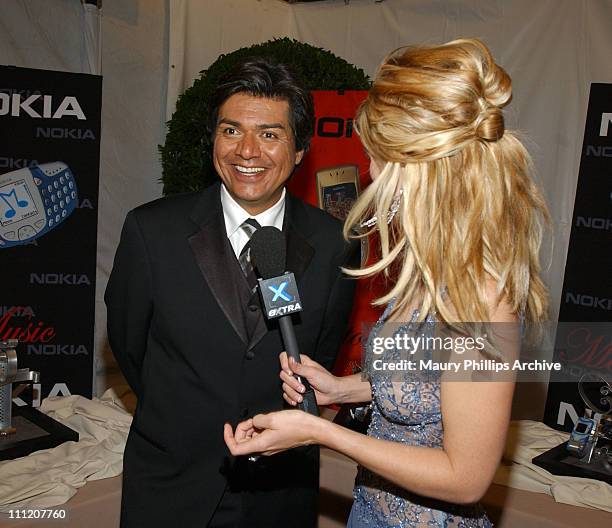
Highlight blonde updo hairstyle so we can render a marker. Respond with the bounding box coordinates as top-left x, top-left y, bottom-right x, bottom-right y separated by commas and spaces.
345, 38, 549, 323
